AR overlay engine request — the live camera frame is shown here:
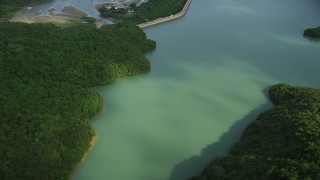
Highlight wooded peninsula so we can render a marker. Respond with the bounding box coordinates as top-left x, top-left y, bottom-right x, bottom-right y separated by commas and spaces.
0, 22, 155, 179
192, 84, 320, 179
304, 27, 320, 38
99, 0, 188, 24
